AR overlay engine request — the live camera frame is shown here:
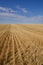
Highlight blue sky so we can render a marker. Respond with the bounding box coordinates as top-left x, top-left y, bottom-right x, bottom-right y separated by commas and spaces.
0, 0, 43, 24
